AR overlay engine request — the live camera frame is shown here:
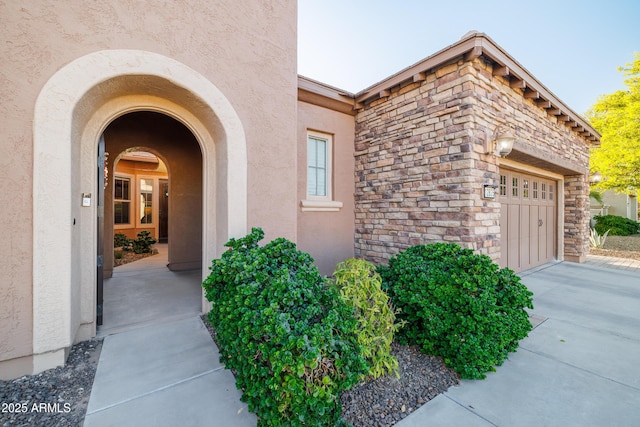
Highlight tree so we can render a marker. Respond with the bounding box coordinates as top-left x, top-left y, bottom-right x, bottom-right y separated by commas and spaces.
586, 53, 640, 194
